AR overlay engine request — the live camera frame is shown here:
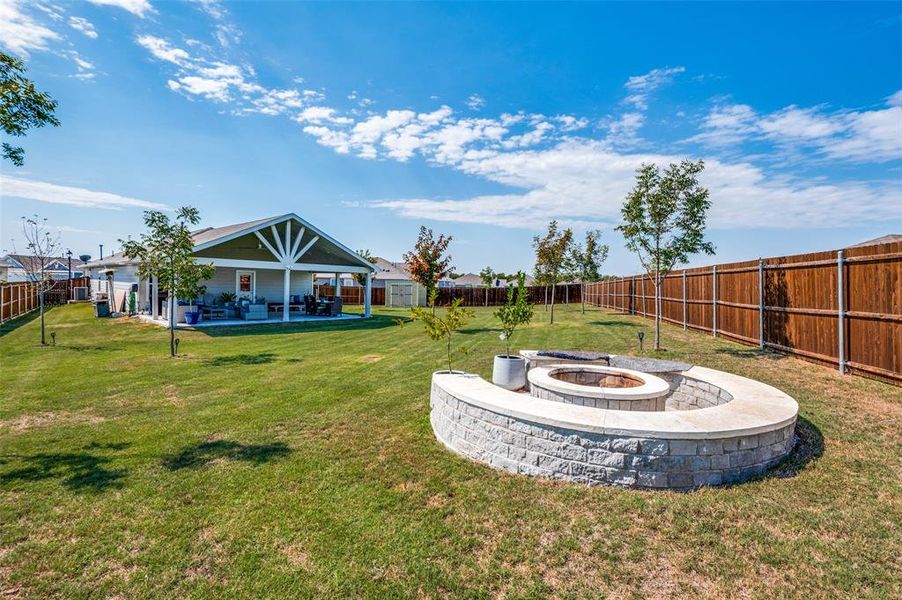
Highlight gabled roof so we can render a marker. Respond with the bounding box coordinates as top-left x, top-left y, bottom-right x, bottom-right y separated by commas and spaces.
83, 214, 377, 272
372, 257, 413, 280
2, 254, 86, 271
